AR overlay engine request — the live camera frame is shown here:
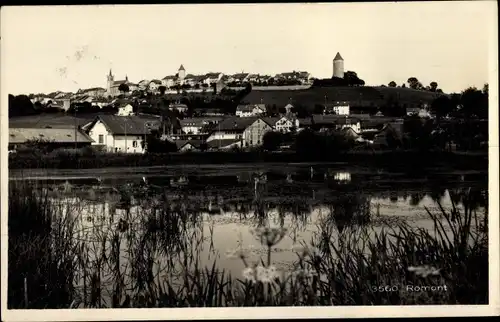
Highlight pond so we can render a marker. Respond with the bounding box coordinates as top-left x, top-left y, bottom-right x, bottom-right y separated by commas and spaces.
9, 164, 488, 306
